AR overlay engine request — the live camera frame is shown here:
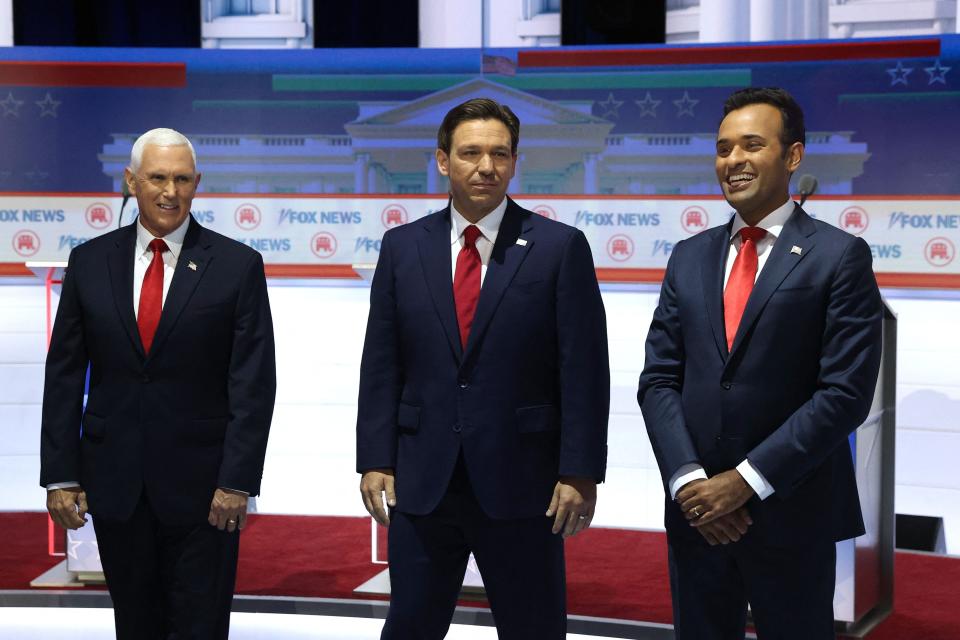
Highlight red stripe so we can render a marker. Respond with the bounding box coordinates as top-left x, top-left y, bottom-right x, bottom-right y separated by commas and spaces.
265, 264, 361, 279
519, 38, 941, 68
0, 61, 186, 87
